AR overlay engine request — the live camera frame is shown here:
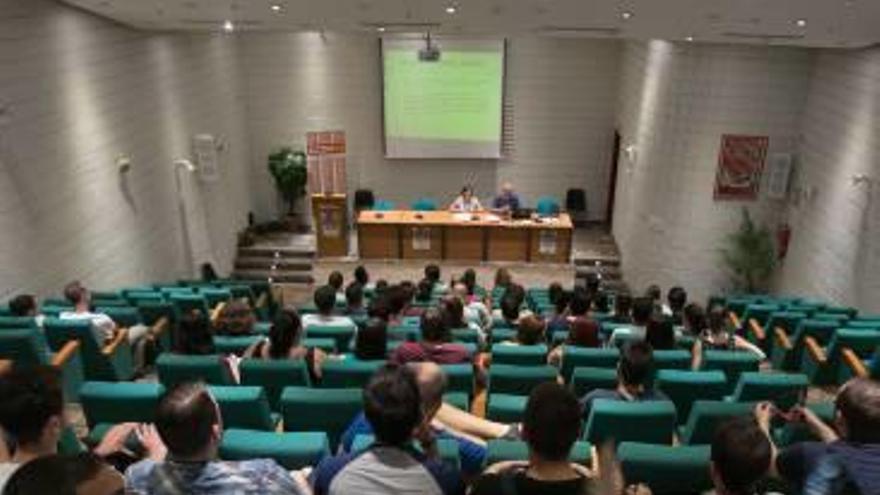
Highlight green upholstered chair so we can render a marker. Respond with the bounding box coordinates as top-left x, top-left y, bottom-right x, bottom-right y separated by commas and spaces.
739, 304, 781, 332
584, 399, 677, 446
239, 358, 311, 411
410, 198, 438, 211
492, 345, 548, 366
845, 320, 880, 330
535, 197, 560, 216
0, 307, 11, 317
450, 327, 481, 344
58, 426, 86, 455
41, 306, 75, 318
678, 400, 754, 445
570, 367, 618, 398
653, 350, 692, 371
656, 370, 728, 424
820, 306, 858, 319
388, 325, 419, 341
618, 442, 712, 495
0, 316, 38, 329
79, 381, 163, 428
773, 402, 835, 447
811, 313, 850, 326
560, 347, 620, 382
485, 440, 592, 467
169, 293, 210, 317
305, 324, 357, 351
208, 385, 278, 431
44, 318, 134, 382
699, 350, 761, 393
486, 394, 527, 423
728, 372, 808, 411
320, 357, 384, 388
489, 364, 558, 396
725, 297, 759, 318
214, 335, 262, 355
136, 301, 175, 350
43, 297, 71, 307
444, 392, 469, 411
91, 299, 129, 308
351, 434, 460, 467
156, 353, 235, 387
439, 364, 474, 395
0, 328, 84, 400
490, 328, 517, 344
281, 387, 362, 449
124, 291, 164, 305
771, 319, 839, 371
199, 288, 232, 310
303, 337, 336, 354
220, 430, 330, 469
748, 311, 807, 355
801, 329, 880, 385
